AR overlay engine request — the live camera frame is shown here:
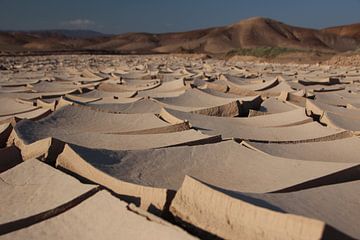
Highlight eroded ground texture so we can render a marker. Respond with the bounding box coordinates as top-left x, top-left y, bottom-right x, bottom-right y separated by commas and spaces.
0, 54, 359, 240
